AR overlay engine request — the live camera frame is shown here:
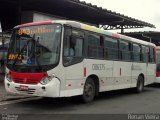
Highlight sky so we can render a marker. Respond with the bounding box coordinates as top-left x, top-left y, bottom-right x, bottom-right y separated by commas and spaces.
80, 0, 160, 32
